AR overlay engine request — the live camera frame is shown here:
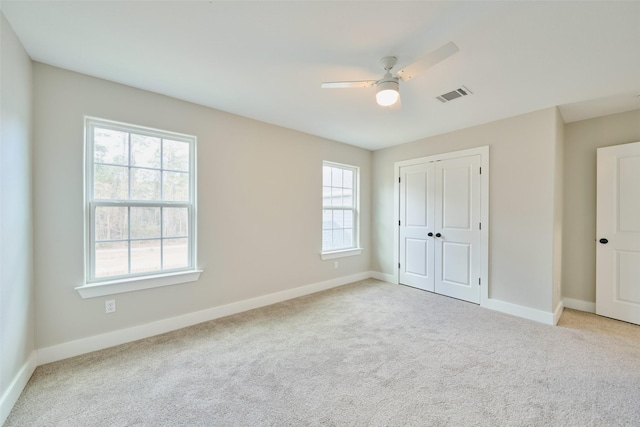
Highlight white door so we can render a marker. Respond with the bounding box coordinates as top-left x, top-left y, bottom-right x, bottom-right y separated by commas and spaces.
399, 163, 435, 291
434, 155, 481, 303
399, 155, 481, 304
596, 141, 640, 325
